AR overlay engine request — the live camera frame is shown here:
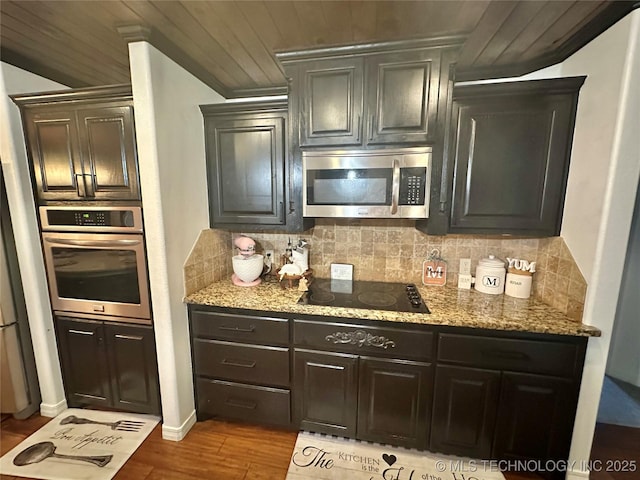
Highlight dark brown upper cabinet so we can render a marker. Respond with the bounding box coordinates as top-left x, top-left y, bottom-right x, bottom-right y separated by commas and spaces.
278, 39, 460, 149
201, 100, 311, 232
446, 77, 585, 236
12, 85, 140, 203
